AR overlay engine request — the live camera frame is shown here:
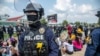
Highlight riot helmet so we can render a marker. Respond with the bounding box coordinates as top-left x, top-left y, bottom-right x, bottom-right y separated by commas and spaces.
23, 3, 44, 28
